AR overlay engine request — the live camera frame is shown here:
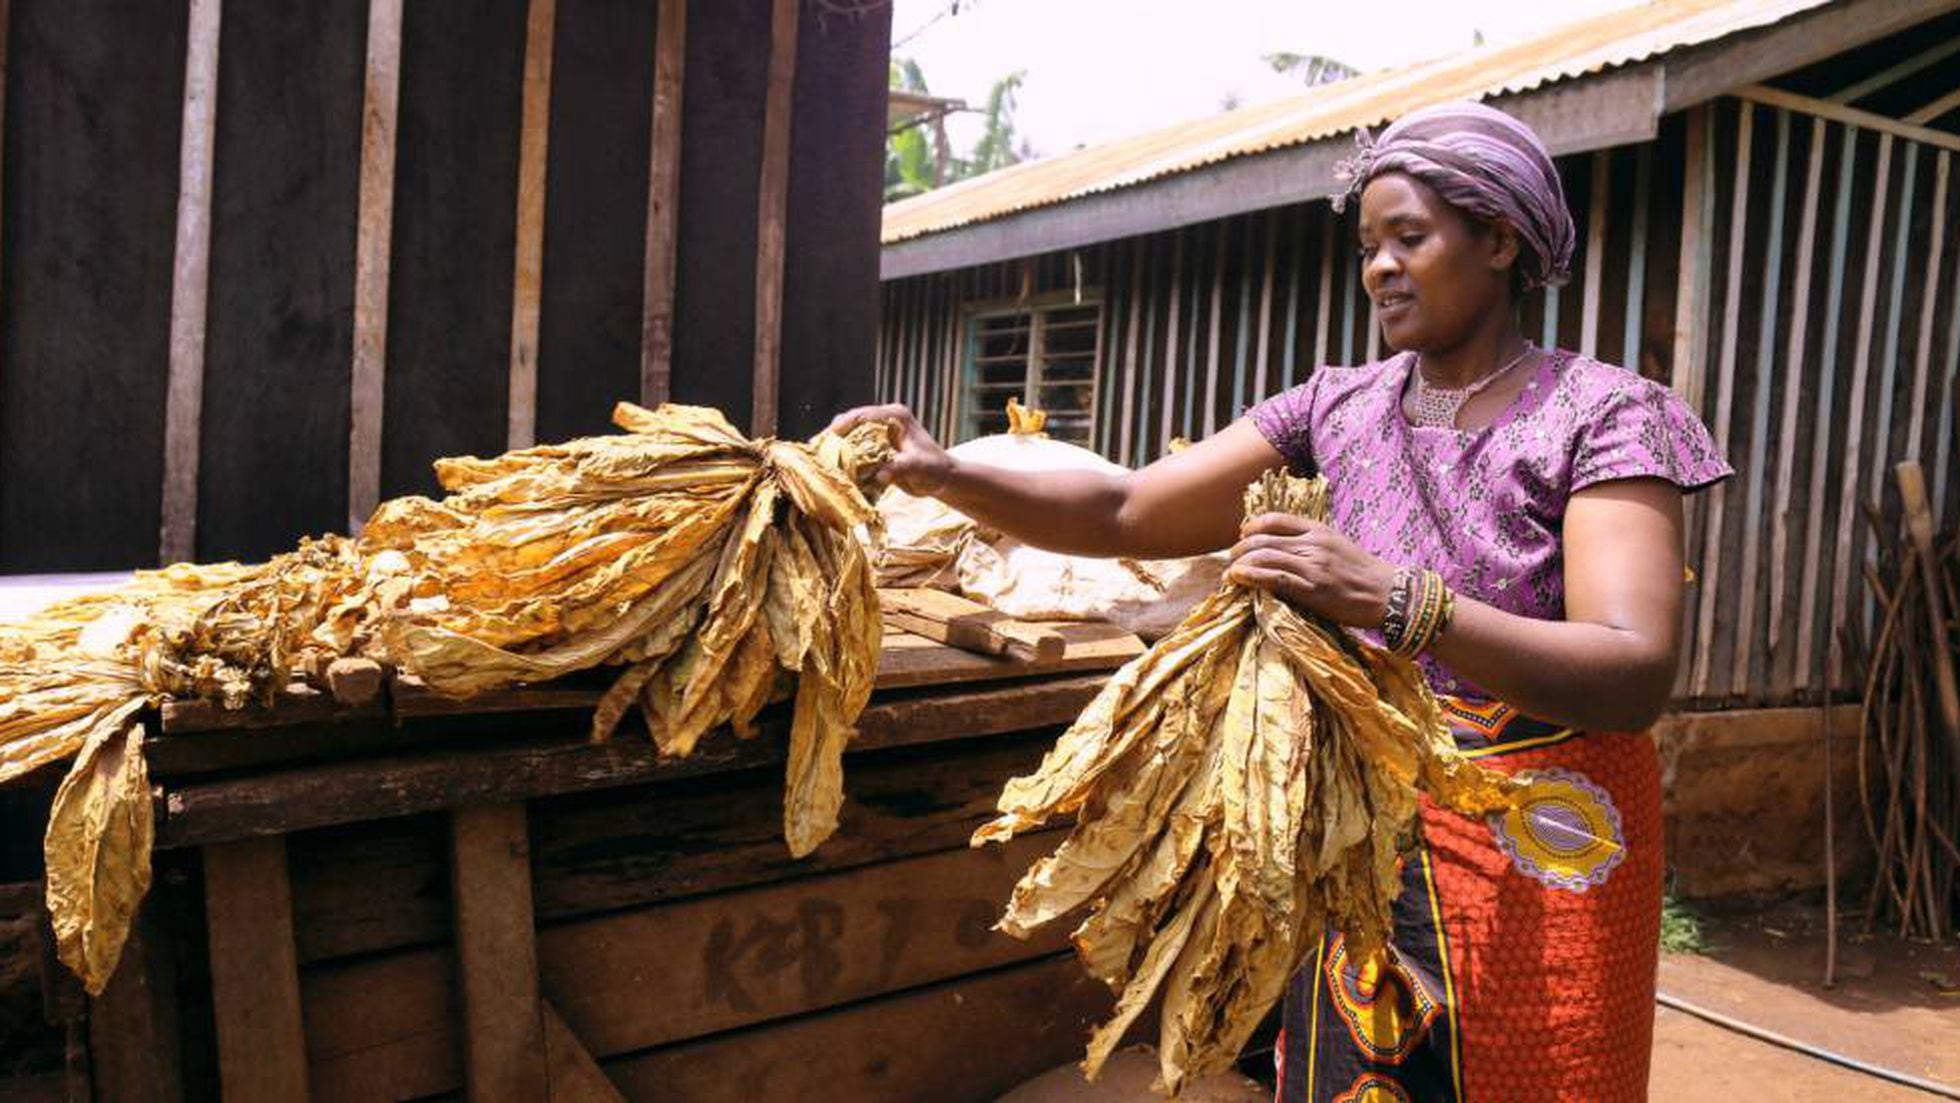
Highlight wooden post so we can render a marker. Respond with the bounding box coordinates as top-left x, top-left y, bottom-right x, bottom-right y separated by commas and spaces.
542, 1001, 628, 1102
159, 0, 222, 565
1796, 124, 1863, 689
1620, 143, 1652, 374
506, 0, 556, 449
348, 0, 404, 531
1692, 102, 1754, 698
640, 0, 688, 408
205, 837, 310, 1103
451, 802, 549, 1103
1203, 225, 1225, 435
750, 0, 799, 436
1312, 213, 1334, 370
1767, 116, 1826, 690
1162, 229, 1184, 446
1906, 151, 1949, 463
1670, 105, 1712, 408
88, 919, 185, 1103
1580, 149, 1610, 358
1119, 238, 1142, 463
1731, 108, 1791, 696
